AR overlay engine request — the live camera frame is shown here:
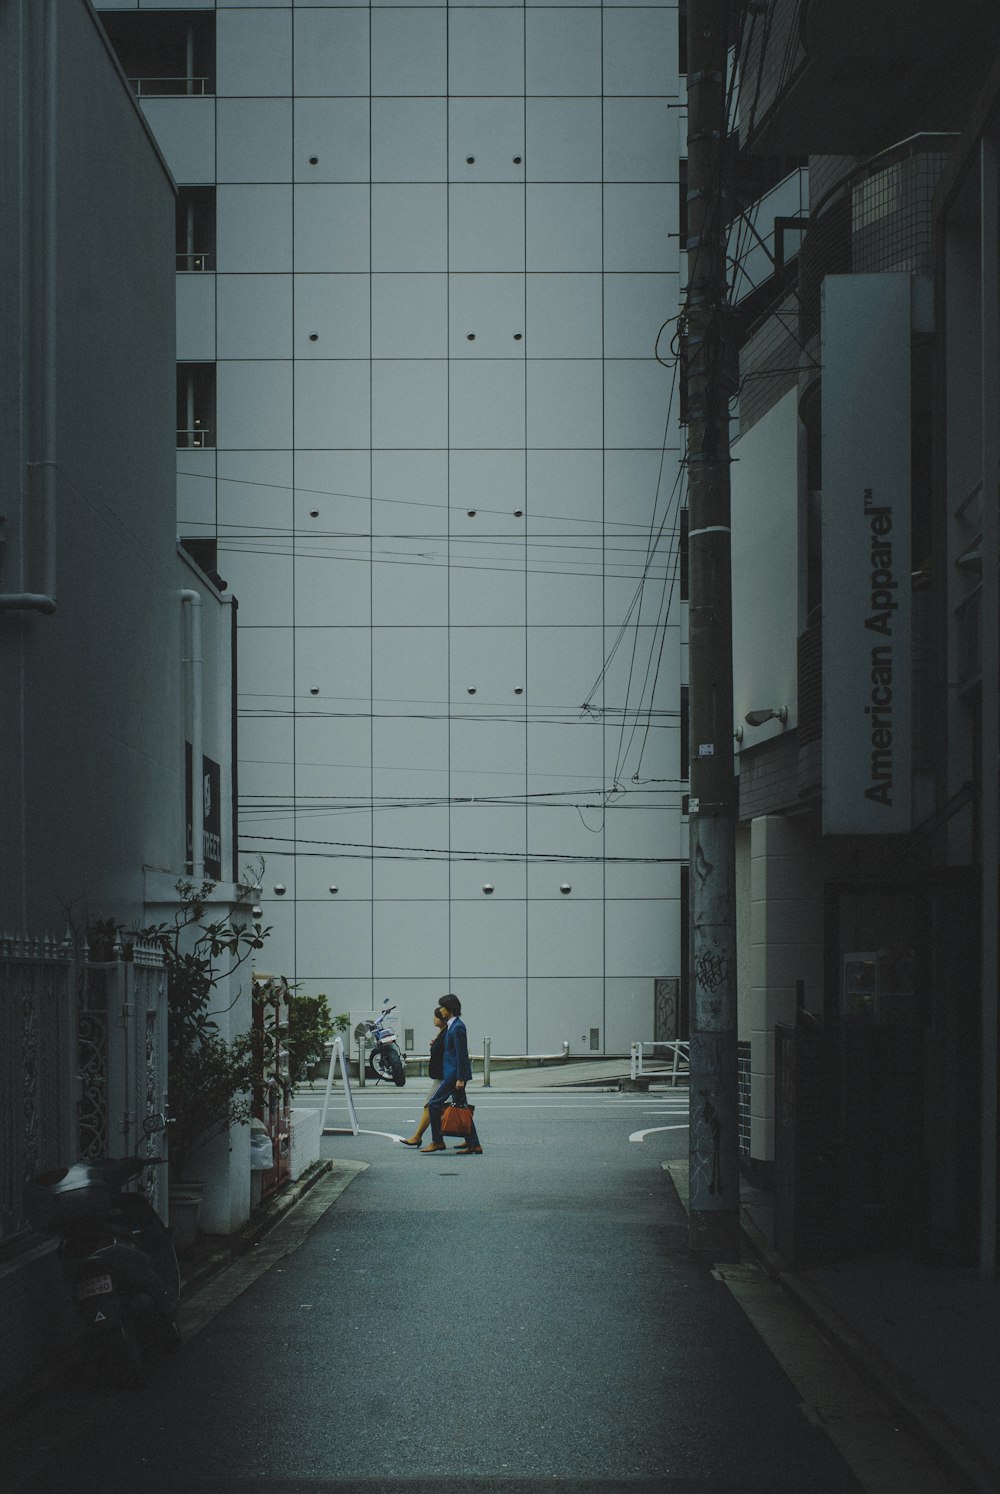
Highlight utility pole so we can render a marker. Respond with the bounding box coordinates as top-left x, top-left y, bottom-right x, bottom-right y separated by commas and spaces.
684, 0, 740, 1261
